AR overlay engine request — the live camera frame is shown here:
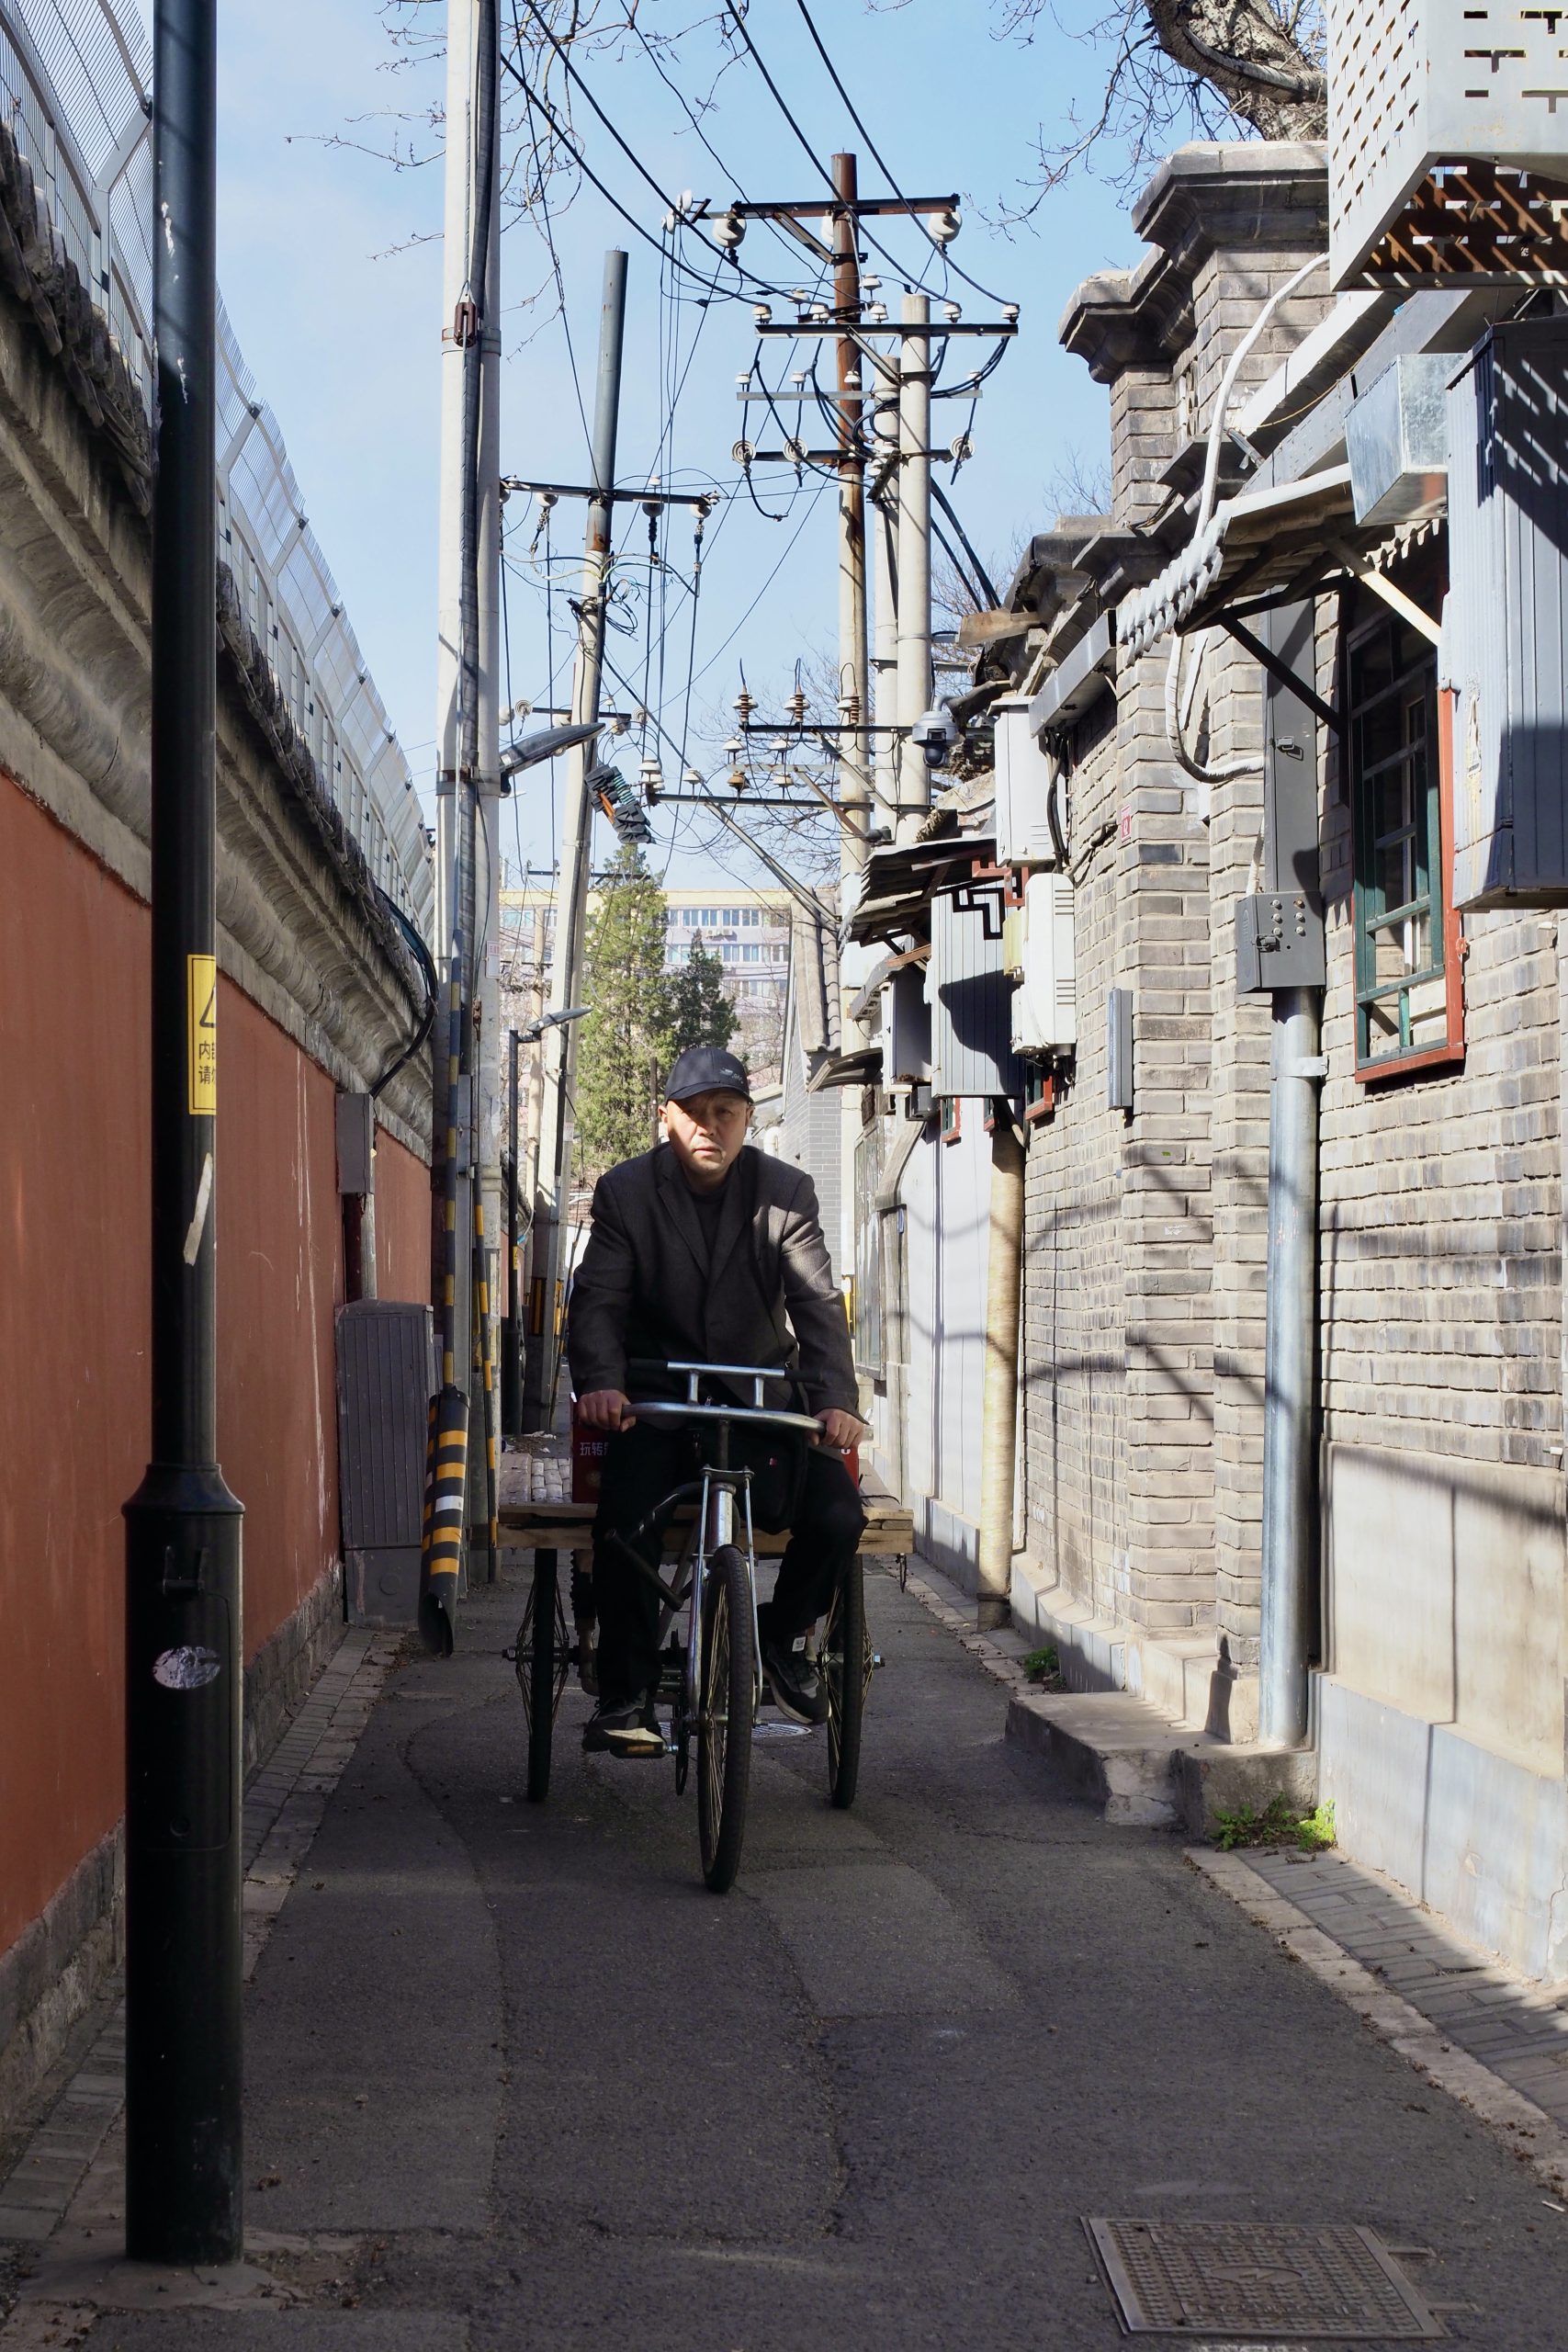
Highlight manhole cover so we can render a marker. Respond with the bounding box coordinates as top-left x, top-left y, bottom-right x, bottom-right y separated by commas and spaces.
1085, 2220, 1444, 2339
